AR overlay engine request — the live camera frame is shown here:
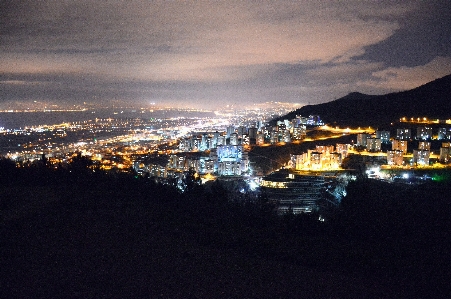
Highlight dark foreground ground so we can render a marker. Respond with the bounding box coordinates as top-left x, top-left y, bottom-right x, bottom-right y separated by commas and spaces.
1, 167, 450, 298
